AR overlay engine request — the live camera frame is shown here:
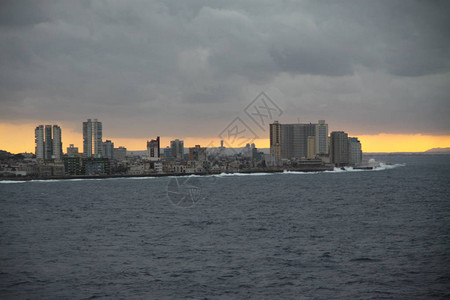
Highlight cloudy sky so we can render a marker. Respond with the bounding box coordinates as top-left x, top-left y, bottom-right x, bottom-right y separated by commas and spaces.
1, 0, 449, 152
